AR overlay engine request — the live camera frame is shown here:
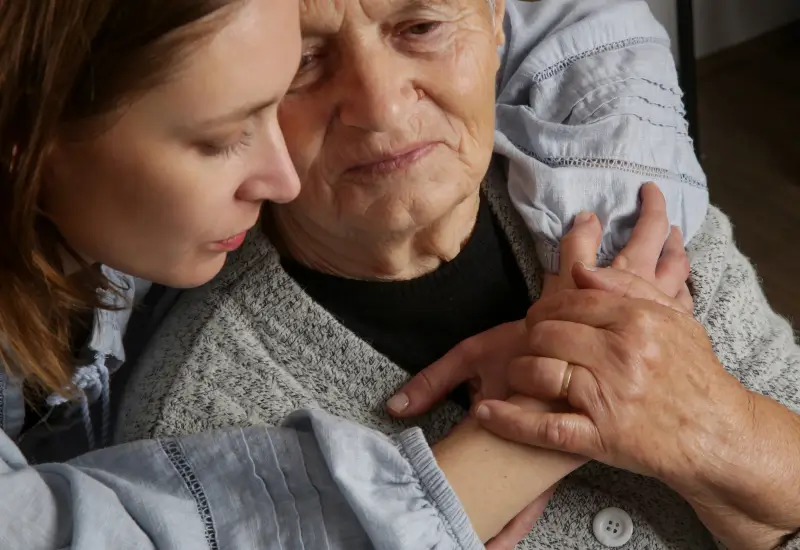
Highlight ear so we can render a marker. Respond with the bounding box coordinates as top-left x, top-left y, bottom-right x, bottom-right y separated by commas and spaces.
492, 0, 506, 48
